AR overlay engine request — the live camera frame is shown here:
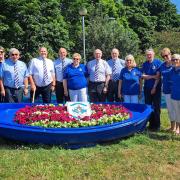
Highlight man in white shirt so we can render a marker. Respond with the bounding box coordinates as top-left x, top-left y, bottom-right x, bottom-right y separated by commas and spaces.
28, 47, 55, 103
107, 48, 125, 102
87, 49, 111, 102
